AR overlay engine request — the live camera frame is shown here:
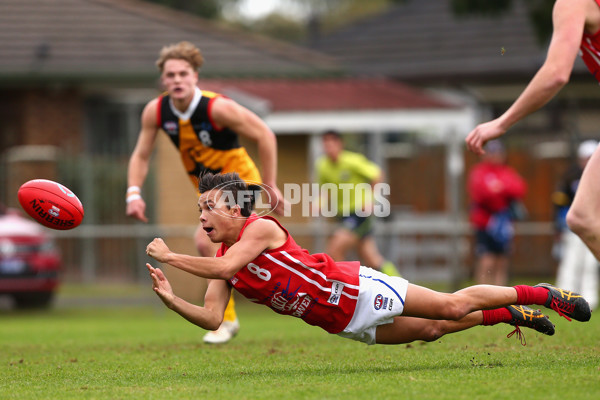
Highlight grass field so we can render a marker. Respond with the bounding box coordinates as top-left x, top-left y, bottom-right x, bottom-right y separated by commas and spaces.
1, 286, 599, 400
